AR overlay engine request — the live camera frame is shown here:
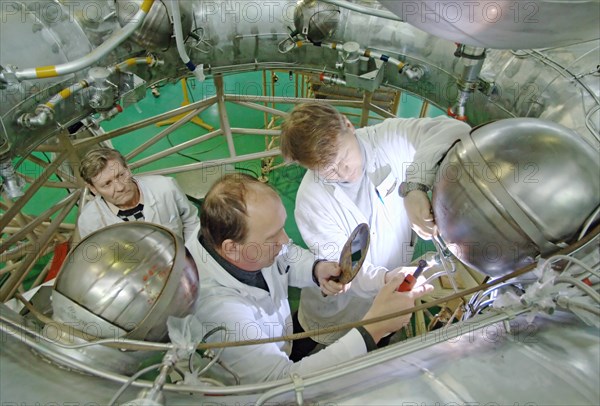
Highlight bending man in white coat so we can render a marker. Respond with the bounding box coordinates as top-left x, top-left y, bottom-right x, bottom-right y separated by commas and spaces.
187, 173, 432, 384
280, 101, 471, 360
77, 147, 199, 242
